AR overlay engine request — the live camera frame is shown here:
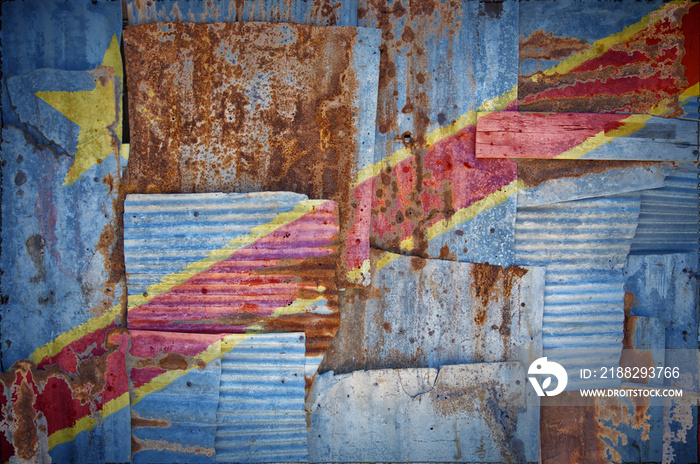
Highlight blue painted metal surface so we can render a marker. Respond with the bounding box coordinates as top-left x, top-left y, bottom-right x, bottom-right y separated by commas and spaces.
630, 163, 700, 257
126, 0, 358, 26
1, 67, 122, 369
515, 194, 642, 390
216, 333, 307, 463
